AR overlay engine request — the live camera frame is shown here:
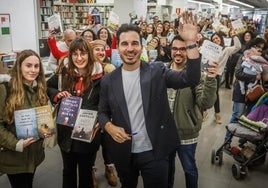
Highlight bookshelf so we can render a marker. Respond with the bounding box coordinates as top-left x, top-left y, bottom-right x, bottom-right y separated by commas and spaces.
53, 3, 75, 30
53, 2, 114, 31
39, 0, 54, 38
